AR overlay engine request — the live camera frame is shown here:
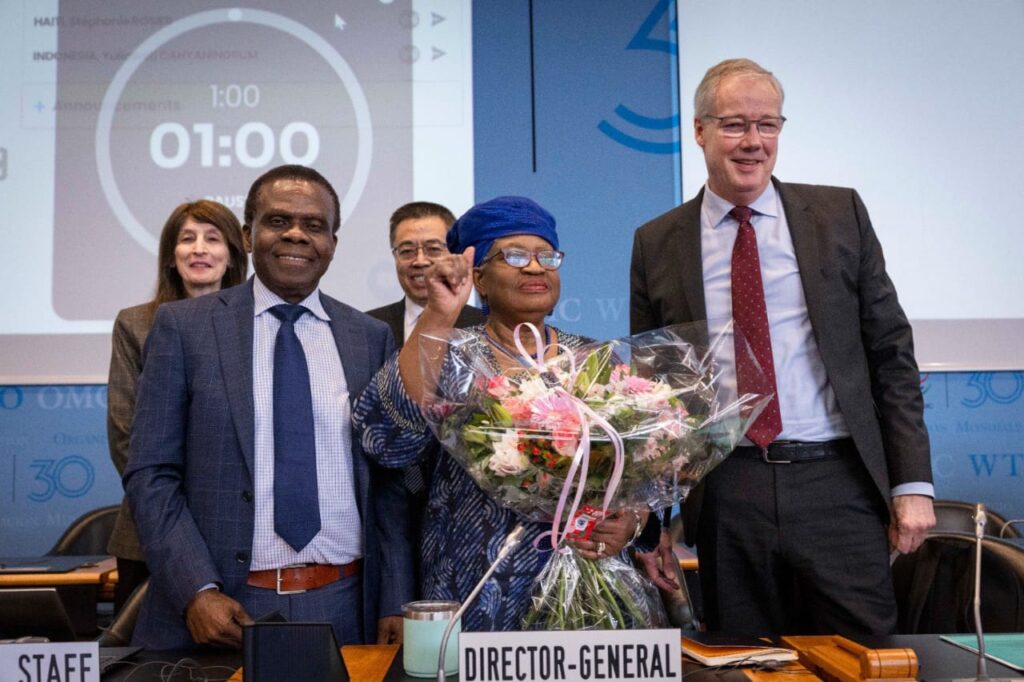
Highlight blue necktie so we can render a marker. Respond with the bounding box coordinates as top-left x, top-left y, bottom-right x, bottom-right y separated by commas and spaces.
269, 304, 321, 551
